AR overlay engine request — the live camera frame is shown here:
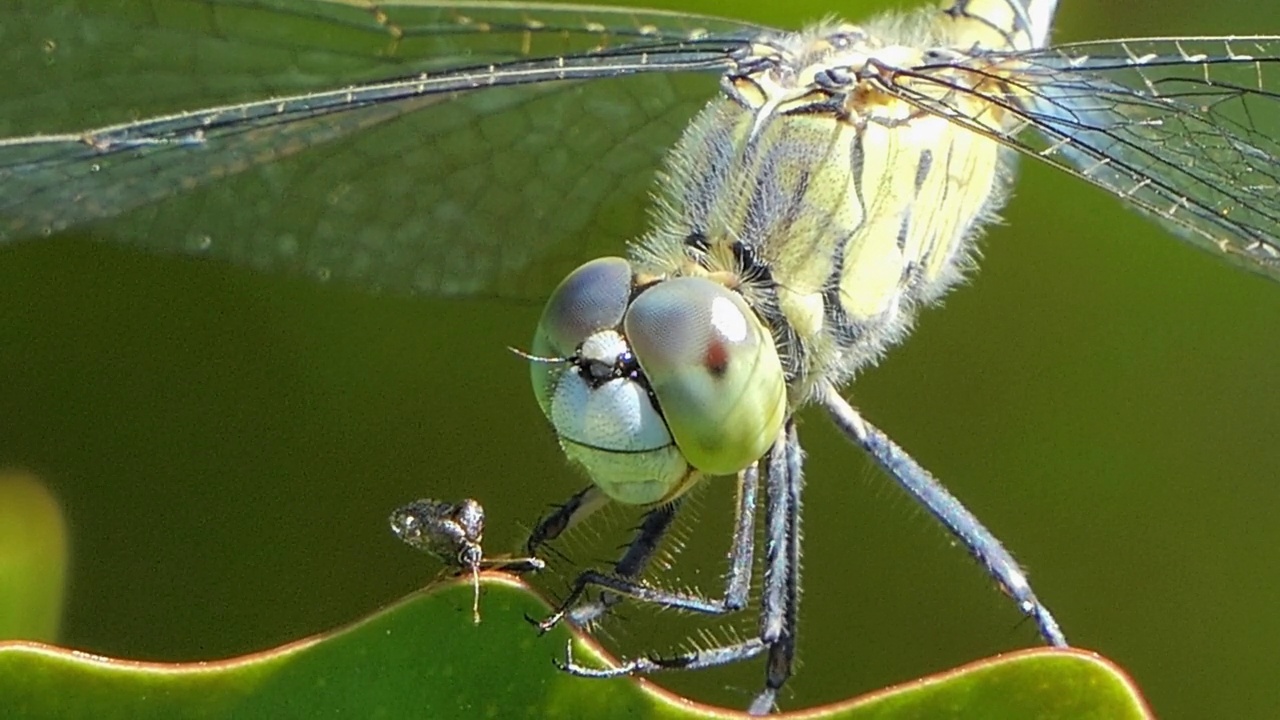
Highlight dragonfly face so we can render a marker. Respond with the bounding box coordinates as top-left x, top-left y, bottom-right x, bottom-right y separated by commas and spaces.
1, 0, 1278, 714
531, 258, 787, 504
